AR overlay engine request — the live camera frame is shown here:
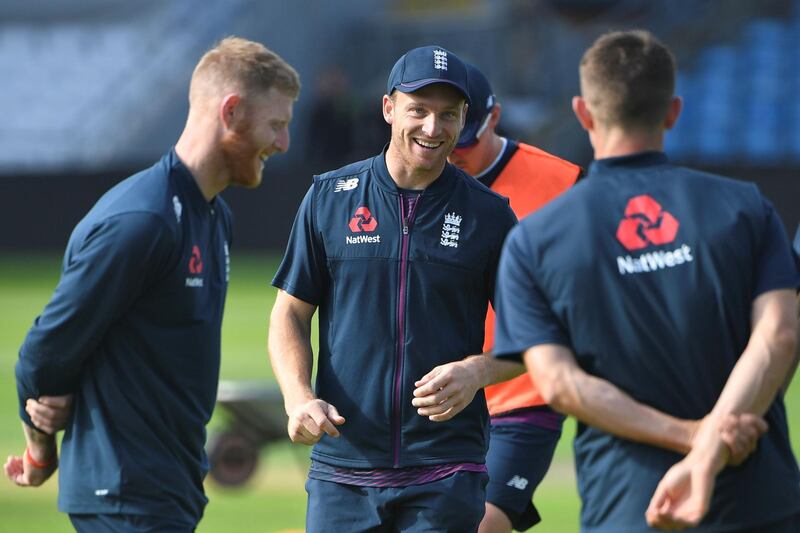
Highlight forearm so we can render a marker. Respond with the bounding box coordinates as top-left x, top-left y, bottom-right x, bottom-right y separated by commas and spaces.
22, 422, 57, 464
463, 353, 525, 388
557, 368, 693, 453
709, 290, 797, 419
268, 300, 316, 414
526, 345, 695, 454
